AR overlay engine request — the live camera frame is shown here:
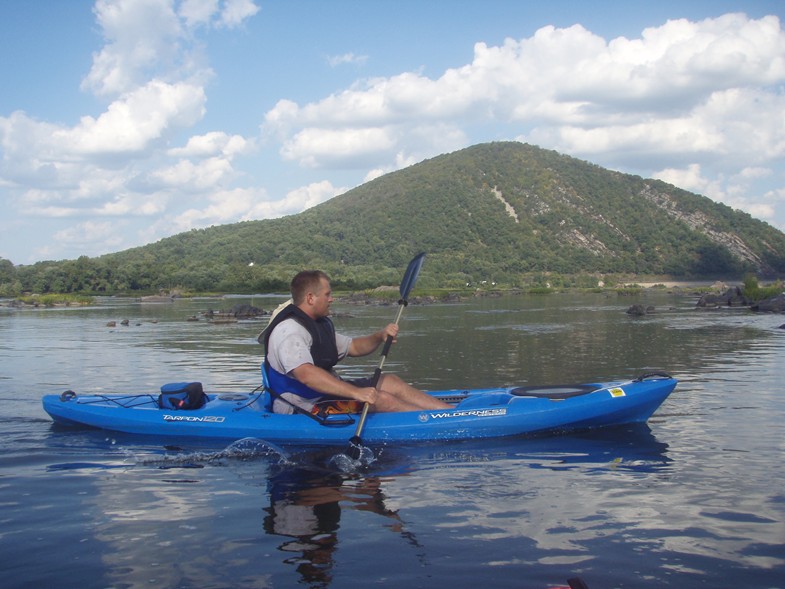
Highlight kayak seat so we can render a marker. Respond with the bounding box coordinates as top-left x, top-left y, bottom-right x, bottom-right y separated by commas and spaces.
510, 384, 601, 400
259, 389, 273, 412
260, 363, 274, 412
